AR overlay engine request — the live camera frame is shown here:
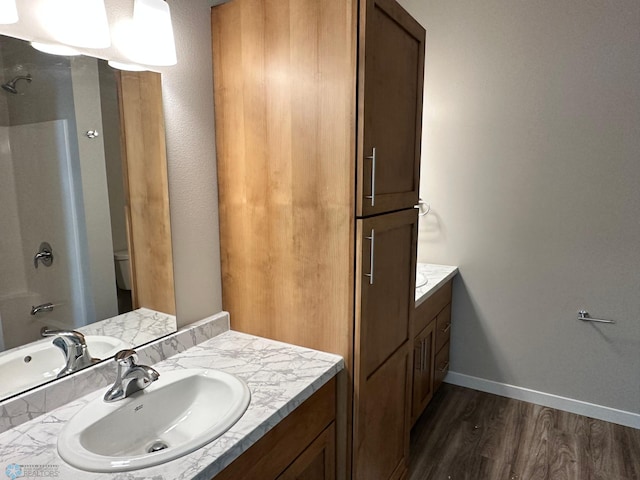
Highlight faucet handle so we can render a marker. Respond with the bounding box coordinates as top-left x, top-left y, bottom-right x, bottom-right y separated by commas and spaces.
114, 349, 138, 367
